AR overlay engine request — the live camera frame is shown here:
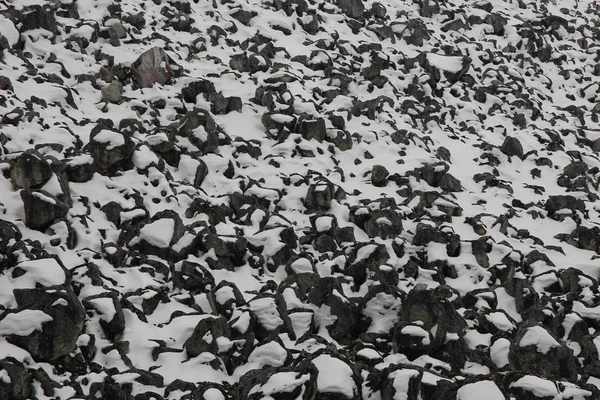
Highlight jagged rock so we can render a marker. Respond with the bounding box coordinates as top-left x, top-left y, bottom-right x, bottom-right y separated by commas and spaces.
86, 127, 135, 172
308, 277, 357, 342
545, 195, 586, 217
10, 150, 52, 189
178, 108, 220, 154
184, 316, 231, 357
131, 47, 173, 88
20, 190, 69, 230
132, 210, 187, 261
8, 282, 85, 361
0, 359, 32, 400
508, 320, 577, 380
